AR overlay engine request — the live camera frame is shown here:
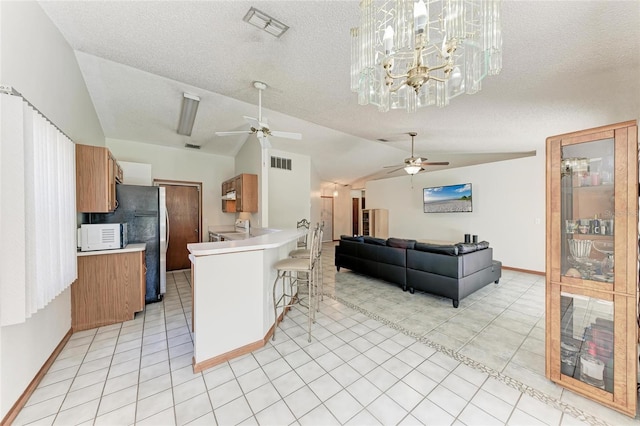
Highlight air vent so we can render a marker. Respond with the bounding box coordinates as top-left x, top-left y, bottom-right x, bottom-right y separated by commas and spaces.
377, 138, 390, 142
184, 143, 201, 149
270, 156, 292, 170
